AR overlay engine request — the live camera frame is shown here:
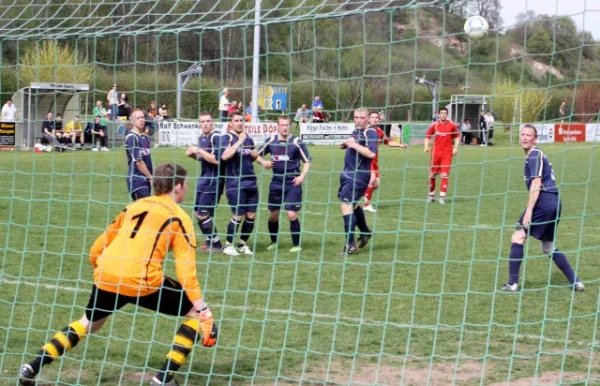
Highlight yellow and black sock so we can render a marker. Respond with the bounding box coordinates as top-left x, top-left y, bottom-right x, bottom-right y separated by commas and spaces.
156, 319, 201, 383
29, 321, 87, 374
